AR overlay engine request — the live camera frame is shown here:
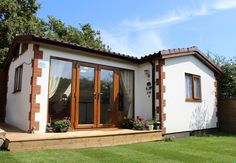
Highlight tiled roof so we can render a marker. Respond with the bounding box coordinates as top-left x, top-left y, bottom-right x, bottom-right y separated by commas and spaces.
141, 46, 199, 60
3, 34, 222, 73
141, 46, 222, 73
28, 34, 139, 61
